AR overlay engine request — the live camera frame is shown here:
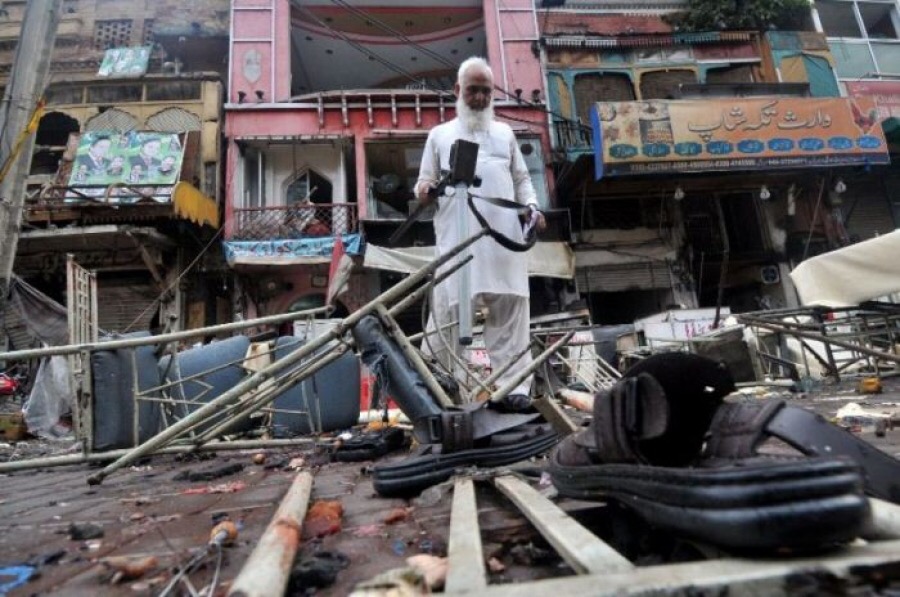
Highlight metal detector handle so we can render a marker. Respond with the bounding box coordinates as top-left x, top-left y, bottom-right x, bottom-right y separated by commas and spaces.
456, 181, 473, 346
